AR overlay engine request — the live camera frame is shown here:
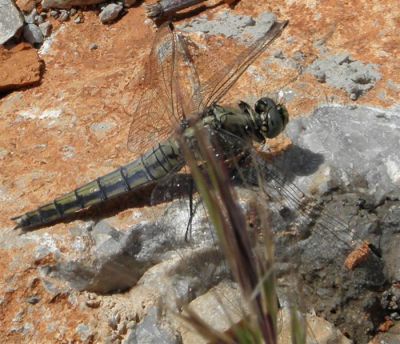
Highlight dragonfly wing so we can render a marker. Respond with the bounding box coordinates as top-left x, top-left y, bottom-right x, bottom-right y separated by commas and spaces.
127, 23, 205, 153
197, 20, 288, 110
